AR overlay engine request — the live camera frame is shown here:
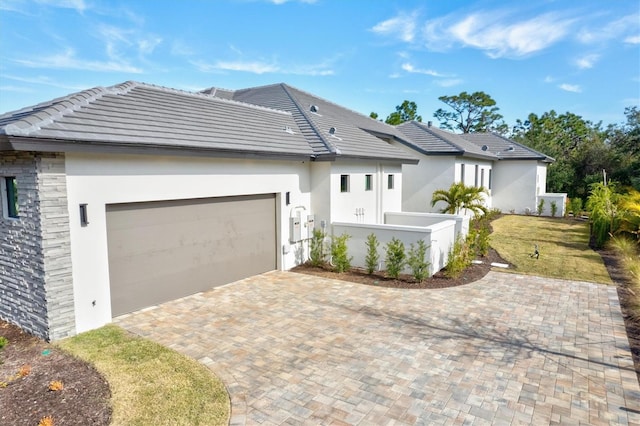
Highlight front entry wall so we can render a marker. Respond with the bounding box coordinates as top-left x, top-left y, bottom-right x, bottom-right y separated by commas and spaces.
65, 152, 311, 334
106, 194, 276, 316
